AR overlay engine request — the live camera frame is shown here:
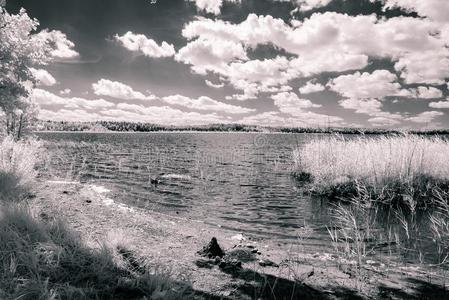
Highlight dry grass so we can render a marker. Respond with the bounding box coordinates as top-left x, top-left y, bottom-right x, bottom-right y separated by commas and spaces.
293, 135, 449, 205
0, 136, 41, 200
294, 135, 449, 278
0, 205, 191, 300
